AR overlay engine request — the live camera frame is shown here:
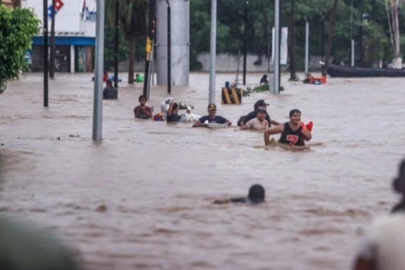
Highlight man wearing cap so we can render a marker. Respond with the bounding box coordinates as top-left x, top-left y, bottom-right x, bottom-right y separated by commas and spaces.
240, 108, 269, 130
192, 104, 232, 127
238, 99, 279, 127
